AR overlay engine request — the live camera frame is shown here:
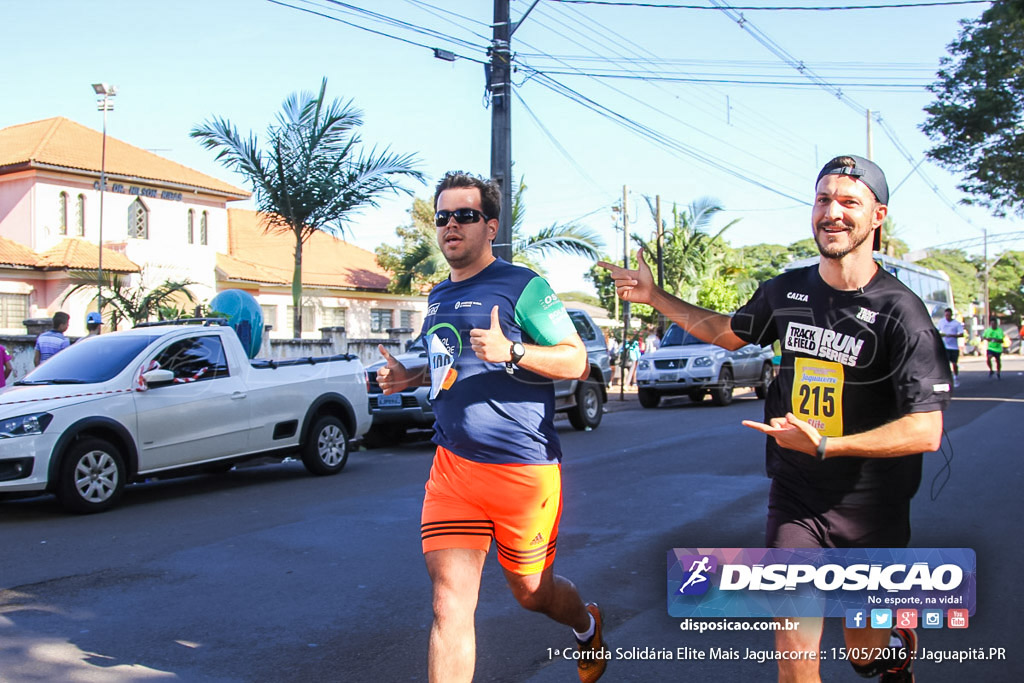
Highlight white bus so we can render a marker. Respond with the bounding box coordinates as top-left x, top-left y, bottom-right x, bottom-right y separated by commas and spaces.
783, 254, 955, 324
